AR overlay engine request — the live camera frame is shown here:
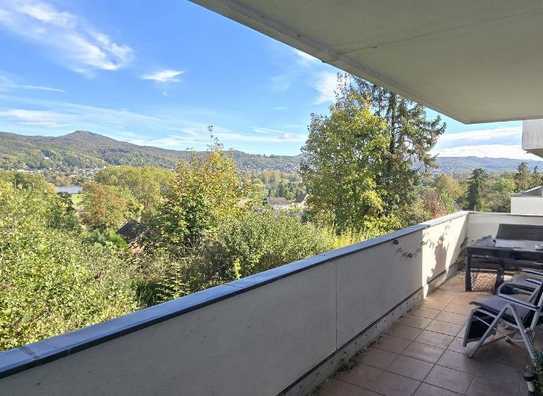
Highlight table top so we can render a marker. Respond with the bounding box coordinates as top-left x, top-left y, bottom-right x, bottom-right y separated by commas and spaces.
469, 236, 543, 252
